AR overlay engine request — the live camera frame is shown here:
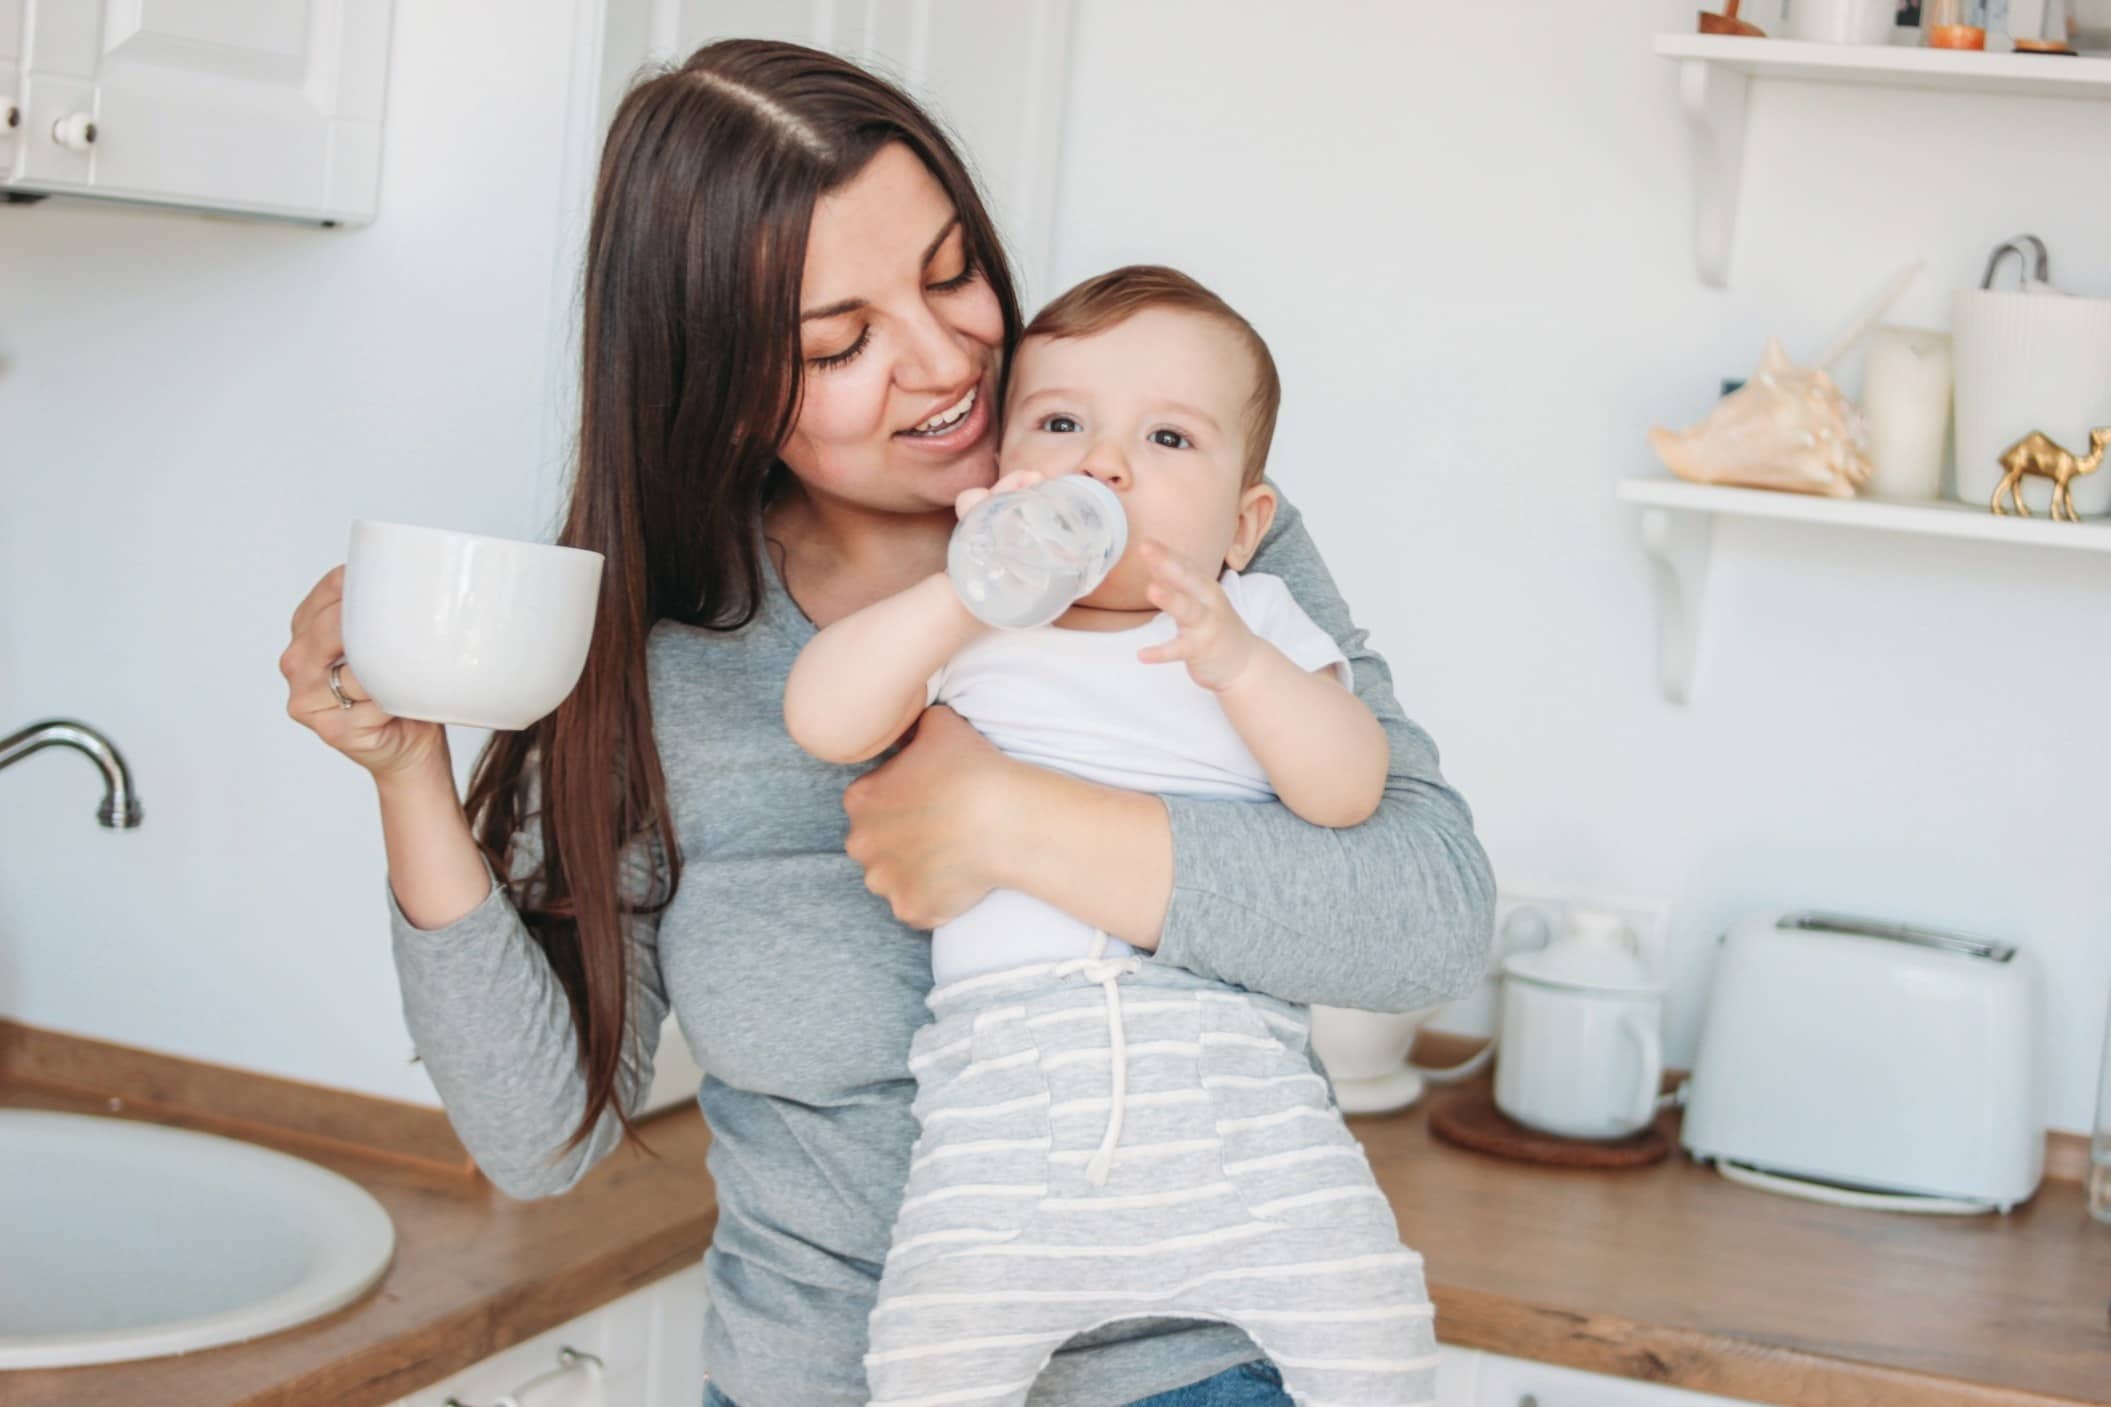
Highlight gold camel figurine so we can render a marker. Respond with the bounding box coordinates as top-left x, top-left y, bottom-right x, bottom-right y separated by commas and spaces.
1990, 426, 2111, 522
